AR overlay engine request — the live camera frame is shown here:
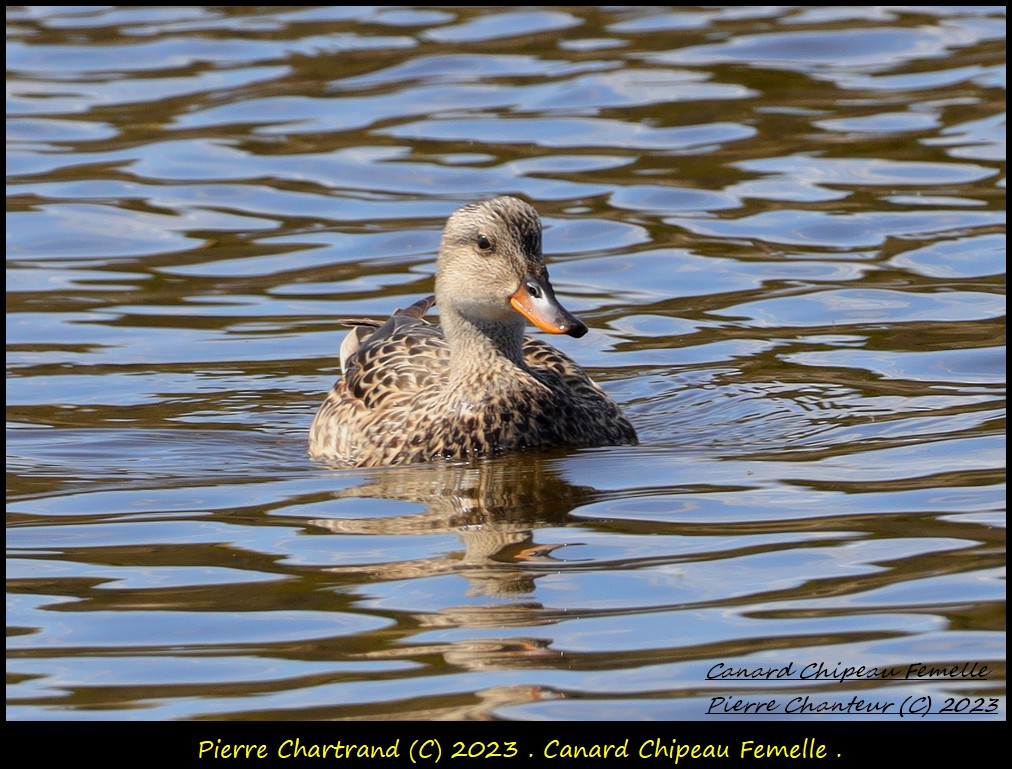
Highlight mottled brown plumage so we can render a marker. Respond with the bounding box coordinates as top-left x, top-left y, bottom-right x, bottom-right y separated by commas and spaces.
309, 196, 637, 466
